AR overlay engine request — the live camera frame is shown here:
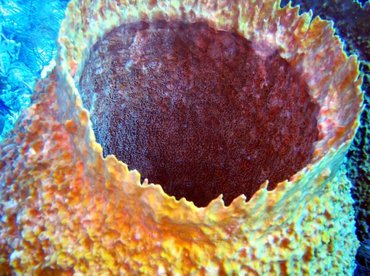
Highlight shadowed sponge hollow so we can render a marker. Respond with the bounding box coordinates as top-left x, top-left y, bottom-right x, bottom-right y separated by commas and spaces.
79, 20, 319, 207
